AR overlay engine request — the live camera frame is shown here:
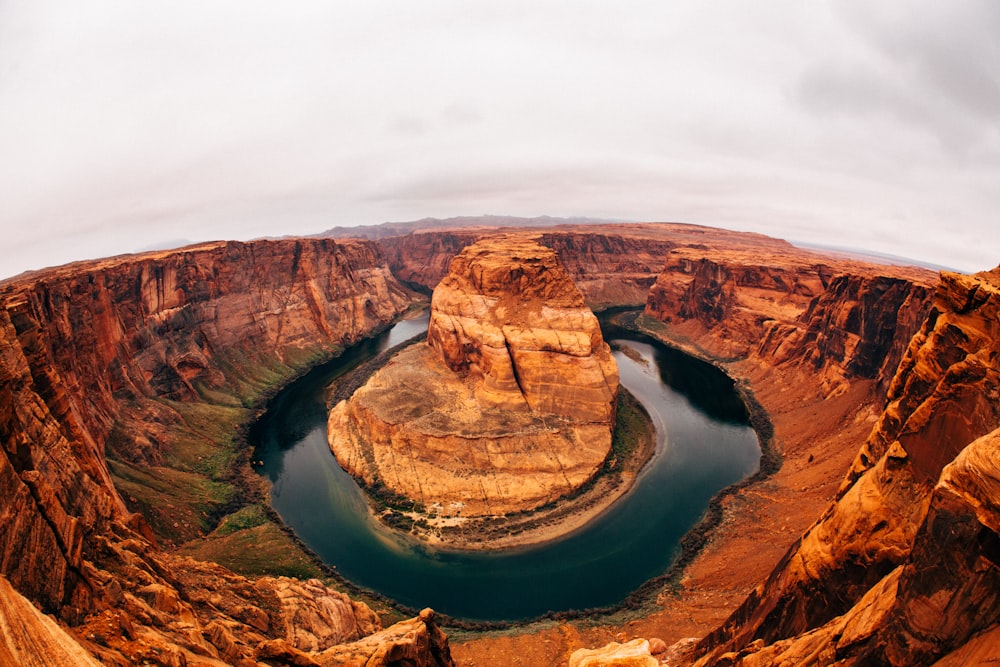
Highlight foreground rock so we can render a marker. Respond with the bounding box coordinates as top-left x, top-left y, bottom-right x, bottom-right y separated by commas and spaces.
569, 638, 659, 667
683, 266, 1000, 665
329, 236, 619, 517
0, 239, 454, 665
